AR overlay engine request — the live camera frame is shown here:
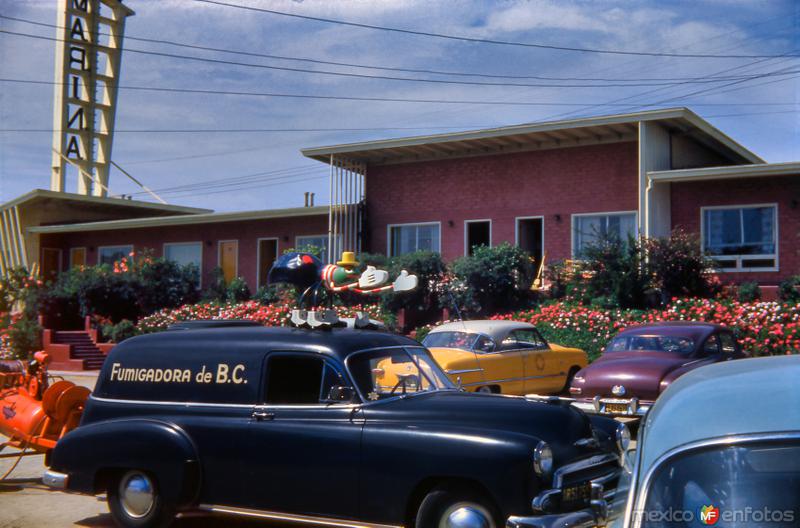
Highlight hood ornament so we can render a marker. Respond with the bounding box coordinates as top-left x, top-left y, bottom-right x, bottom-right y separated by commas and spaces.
611, 385, 626, 397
